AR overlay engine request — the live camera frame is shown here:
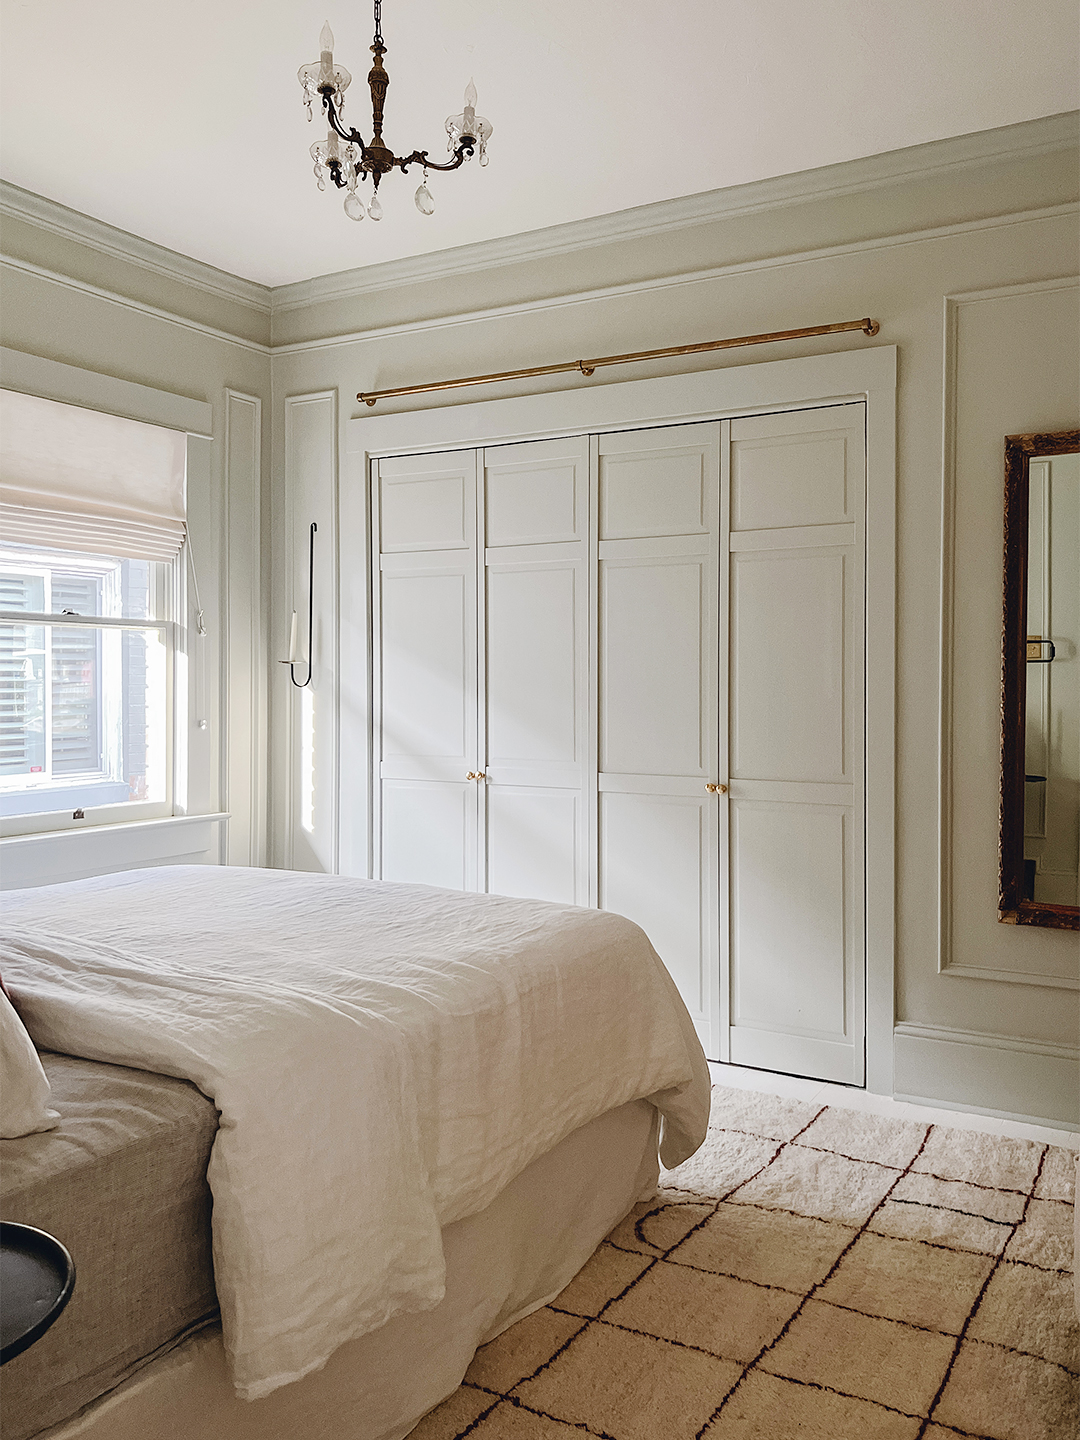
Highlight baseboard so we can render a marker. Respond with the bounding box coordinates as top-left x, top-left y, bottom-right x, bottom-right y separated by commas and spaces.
893, 1022, 1079, 1128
